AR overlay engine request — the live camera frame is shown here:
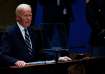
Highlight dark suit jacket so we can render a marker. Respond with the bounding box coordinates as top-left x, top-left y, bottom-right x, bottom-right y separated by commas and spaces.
0, 23, 43, 66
